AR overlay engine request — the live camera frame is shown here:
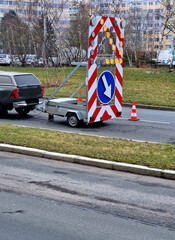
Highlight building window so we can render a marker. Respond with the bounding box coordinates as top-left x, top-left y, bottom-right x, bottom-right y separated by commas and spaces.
166, 45, 171, 50
148, 45, 153, 50
166, 35, 173, 40
149, 2, 153, 6
122, 4, 125, 8
155, 1, 160, 5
